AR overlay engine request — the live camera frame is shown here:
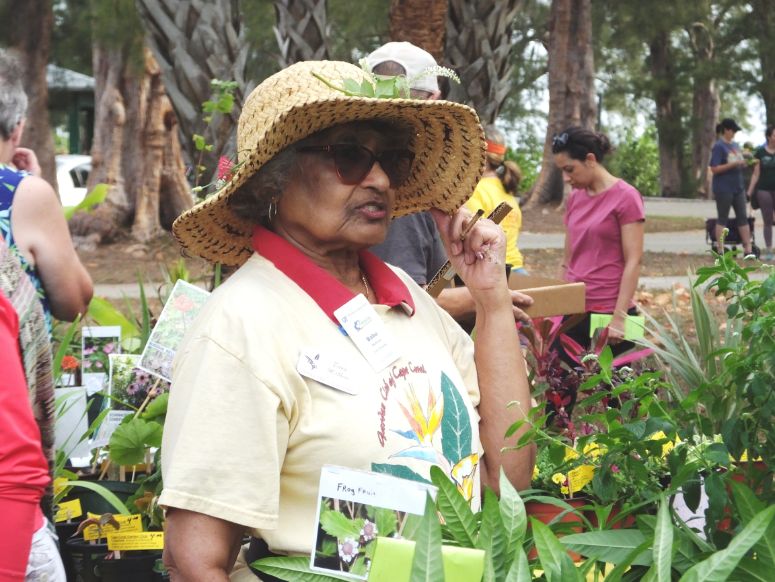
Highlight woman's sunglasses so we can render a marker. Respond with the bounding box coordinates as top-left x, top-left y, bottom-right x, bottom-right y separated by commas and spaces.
551, 132, 569, 153
296, 144, 415, 188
